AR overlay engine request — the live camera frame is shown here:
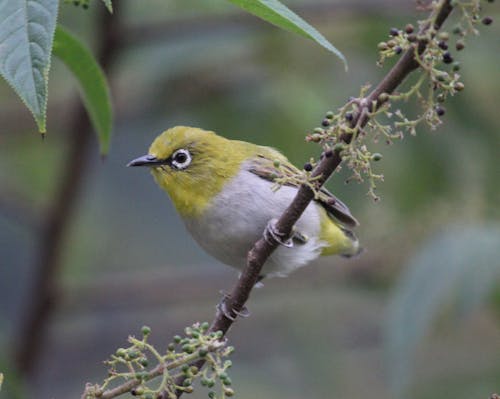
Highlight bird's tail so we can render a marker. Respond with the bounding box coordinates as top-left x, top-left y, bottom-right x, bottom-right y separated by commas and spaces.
338, 227, 363, 258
